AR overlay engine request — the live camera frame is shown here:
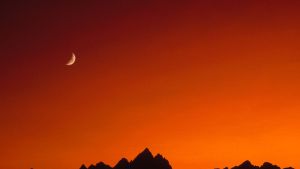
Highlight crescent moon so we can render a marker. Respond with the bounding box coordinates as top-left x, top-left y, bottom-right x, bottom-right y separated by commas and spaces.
66, 53, 76, 66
